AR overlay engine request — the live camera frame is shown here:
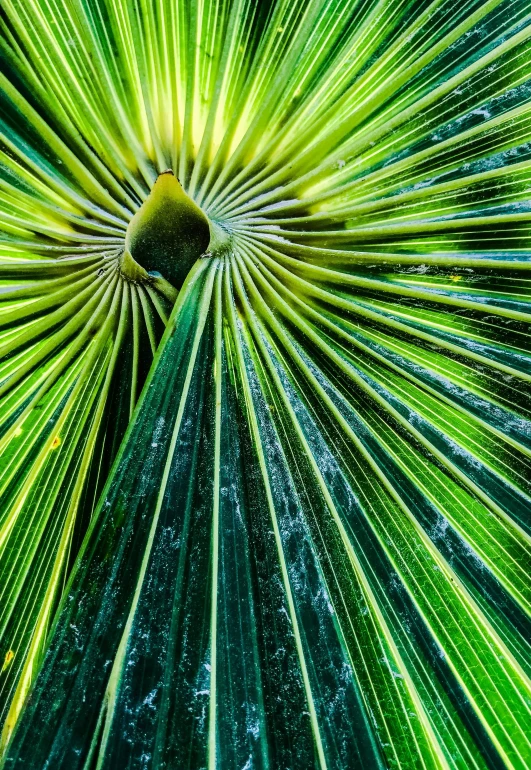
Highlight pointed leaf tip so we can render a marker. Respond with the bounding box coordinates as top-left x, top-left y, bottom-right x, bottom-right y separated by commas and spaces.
125, 173, 211, 288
